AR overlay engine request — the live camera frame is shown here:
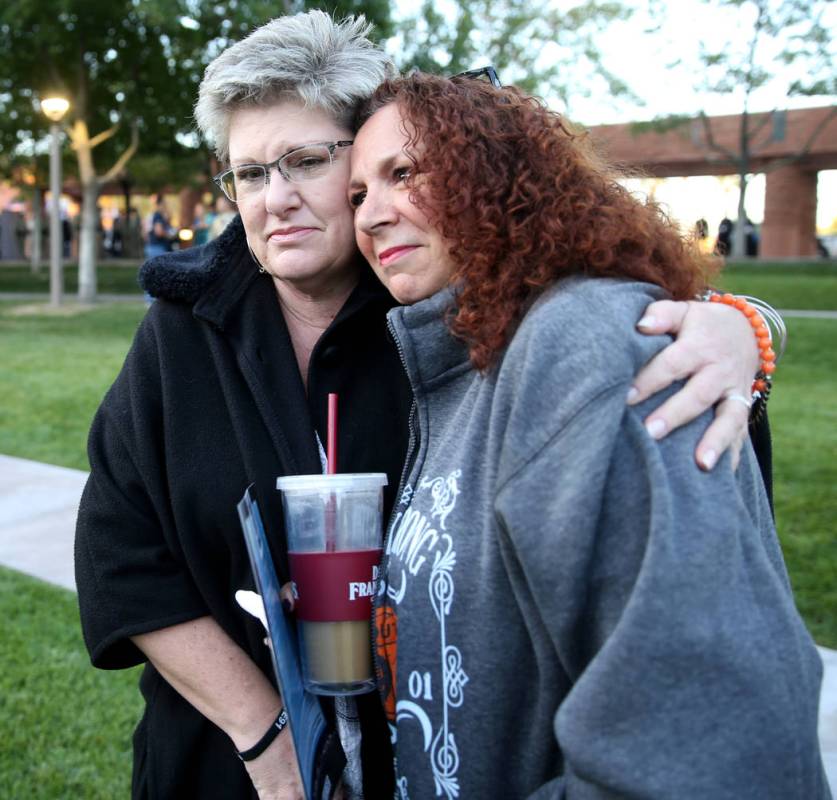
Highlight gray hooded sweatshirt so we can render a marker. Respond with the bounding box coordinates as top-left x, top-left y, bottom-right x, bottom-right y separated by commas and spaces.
373, 276, 829, 799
